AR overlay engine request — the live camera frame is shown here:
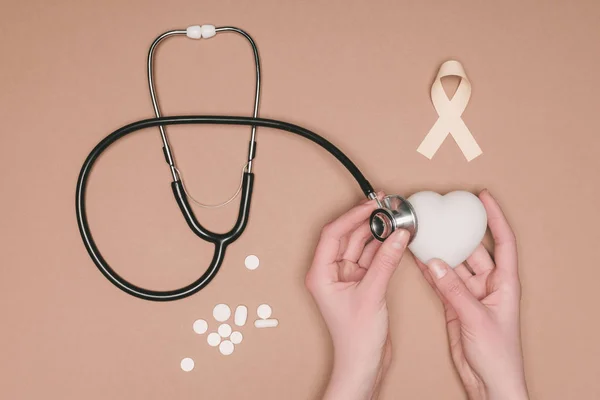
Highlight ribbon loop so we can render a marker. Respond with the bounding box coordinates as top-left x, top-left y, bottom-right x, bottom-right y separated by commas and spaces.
417, 60, 482, 161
